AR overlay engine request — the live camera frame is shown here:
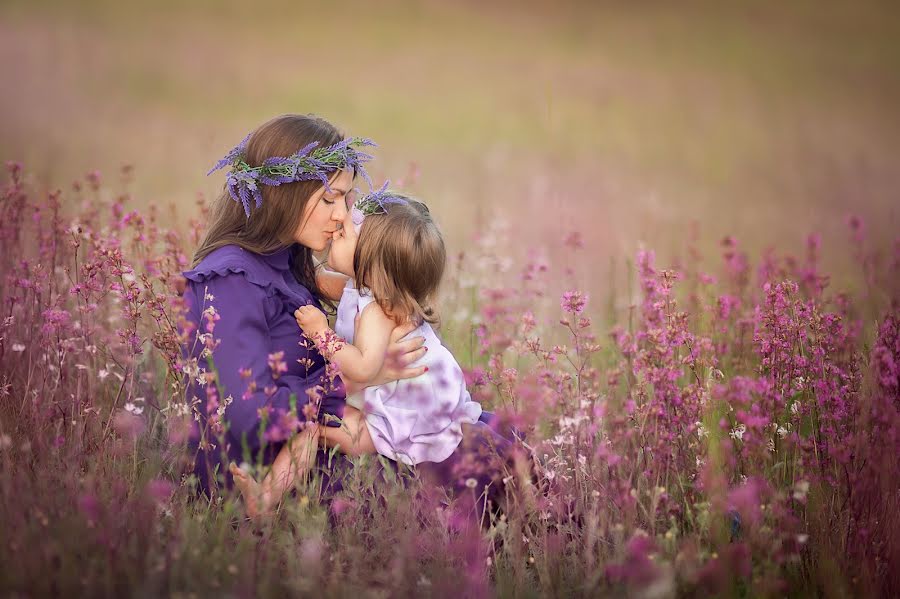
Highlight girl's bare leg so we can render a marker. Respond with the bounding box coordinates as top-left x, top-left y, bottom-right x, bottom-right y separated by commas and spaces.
319, 406, 377, 456
230, 423, 320, 519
